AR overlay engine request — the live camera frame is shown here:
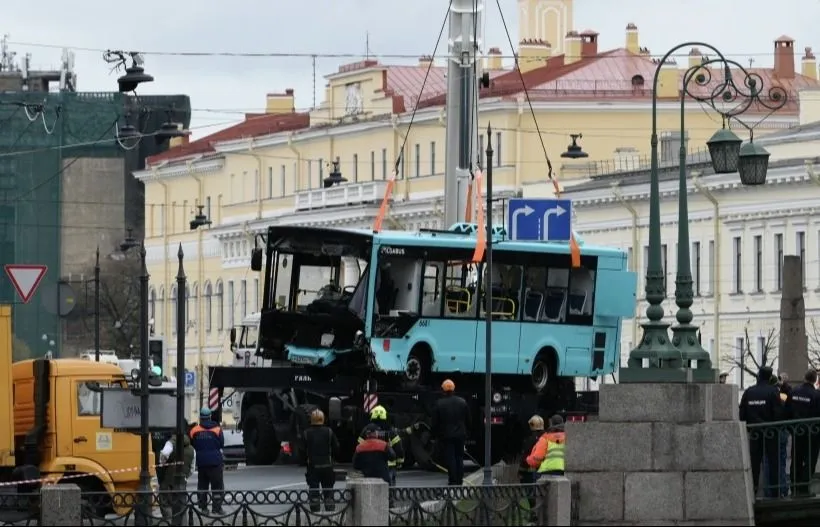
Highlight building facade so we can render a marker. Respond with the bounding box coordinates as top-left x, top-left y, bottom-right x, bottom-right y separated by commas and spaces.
135, 0, 820, 404
560, 89, 820, 390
